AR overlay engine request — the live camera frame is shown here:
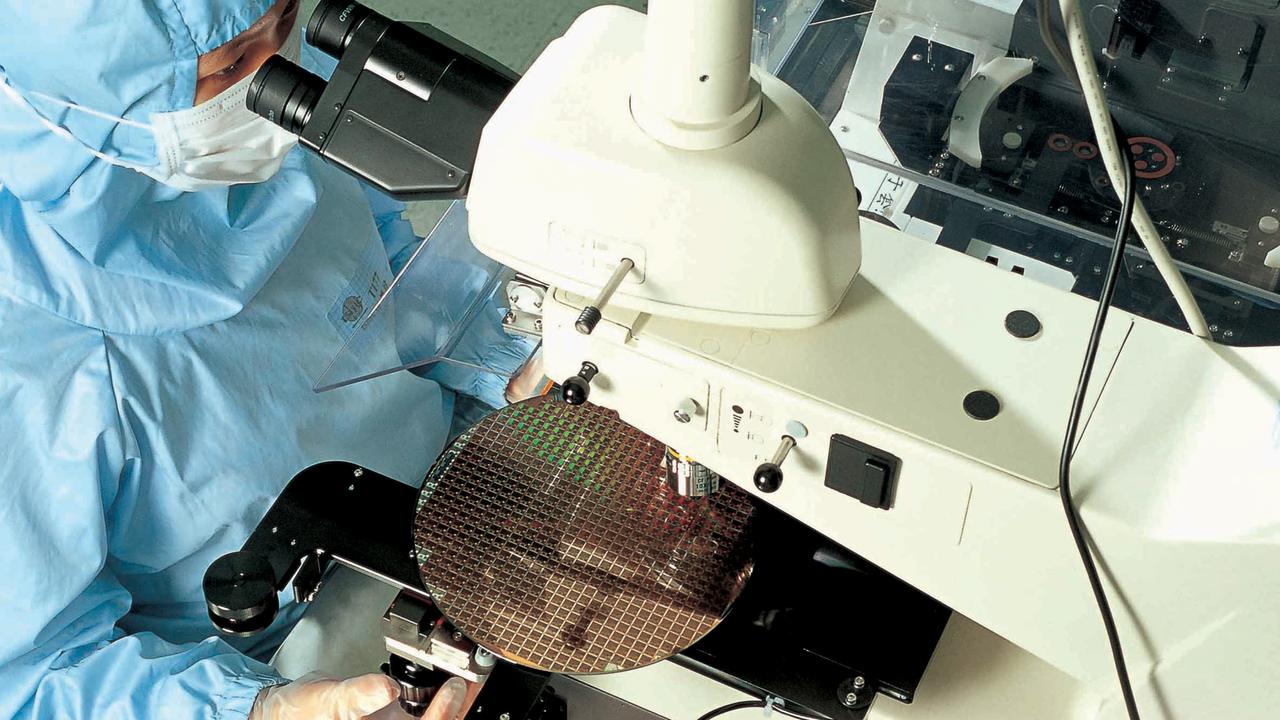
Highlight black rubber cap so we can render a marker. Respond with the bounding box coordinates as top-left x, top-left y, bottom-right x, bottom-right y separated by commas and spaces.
1005, 310, 1042, 339
204, 551, 279, 636
575, 307, 603, 335
754, 463, 783, 493
963, 390, 1001, 421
